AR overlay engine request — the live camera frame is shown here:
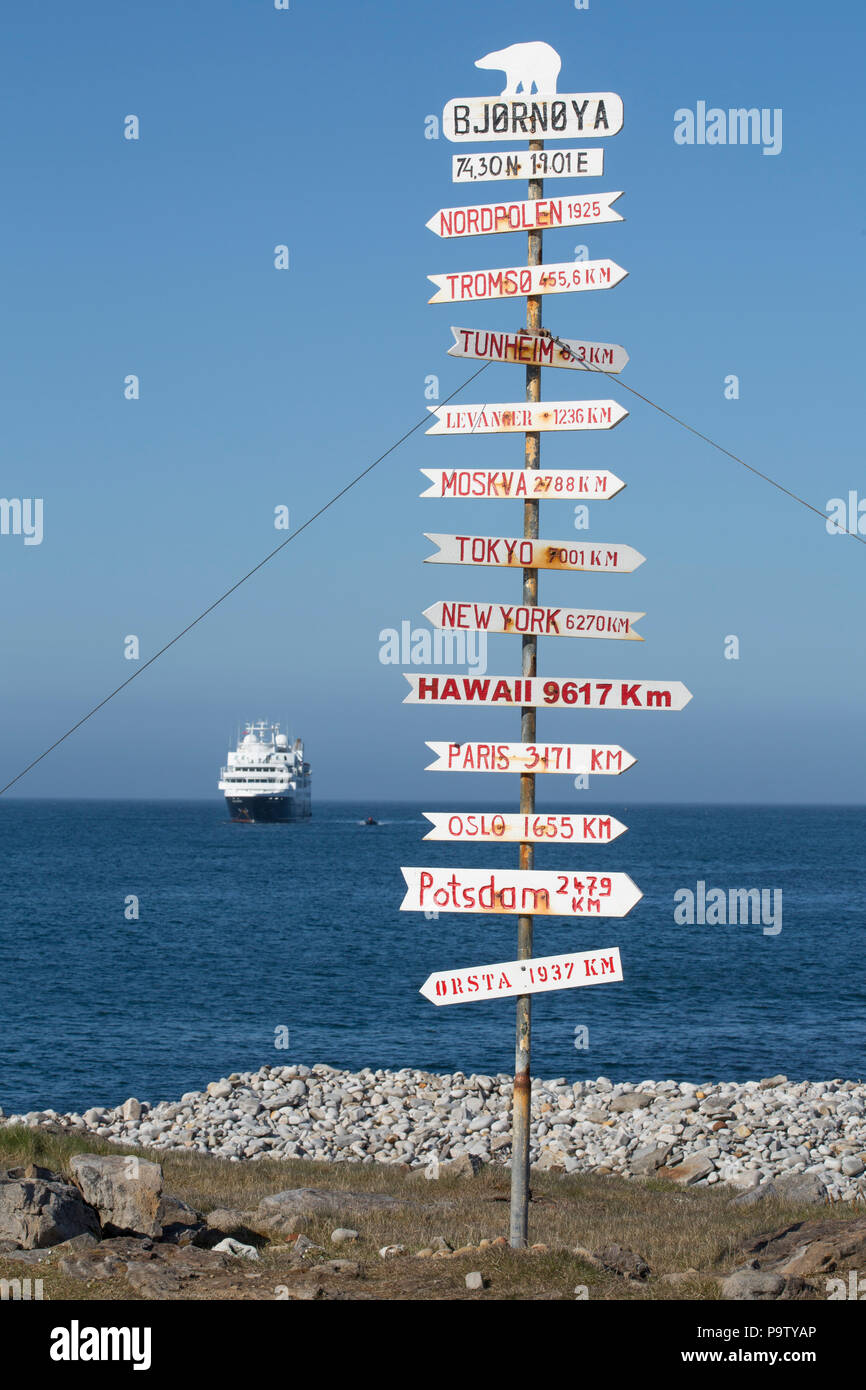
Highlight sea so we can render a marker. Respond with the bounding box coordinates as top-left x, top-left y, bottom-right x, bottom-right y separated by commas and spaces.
1, 801, 863, 1116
